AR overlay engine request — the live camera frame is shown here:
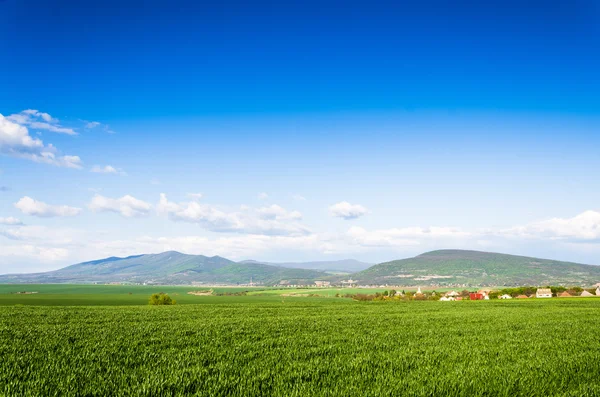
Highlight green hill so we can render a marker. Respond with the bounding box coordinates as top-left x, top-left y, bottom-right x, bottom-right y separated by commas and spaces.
0, 251, 328, 285
355, 249, 600, 287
